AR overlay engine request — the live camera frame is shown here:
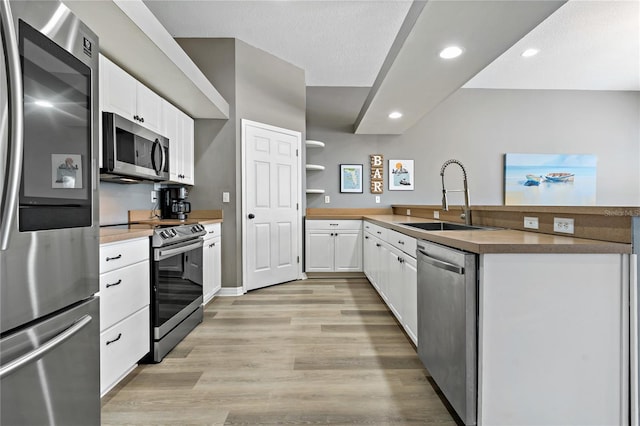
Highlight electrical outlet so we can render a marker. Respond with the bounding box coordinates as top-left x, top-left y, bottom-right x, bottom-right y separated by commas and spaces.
222, 192, 230, 203
553, 217, 575, 234
407, 209, 411, 216
375, 195, 380, 203
151, 190, 157, 203
524, 216, 539, 229
433, 211, 440, 219
324, 195, 330, 204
